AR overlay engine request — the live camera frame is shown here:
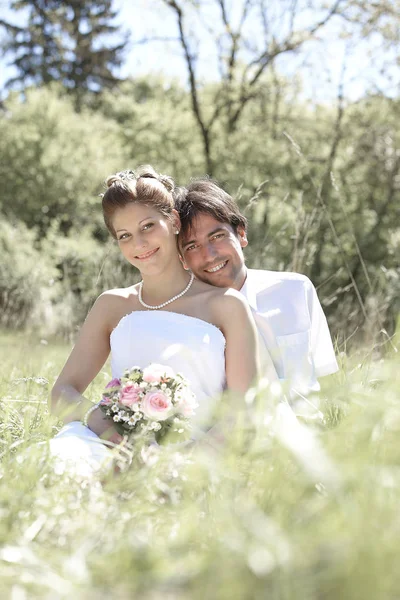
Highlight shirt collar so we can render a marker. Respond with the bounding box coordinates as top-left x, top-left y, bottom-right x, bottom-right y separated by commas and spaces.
239, 269, 258, 310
